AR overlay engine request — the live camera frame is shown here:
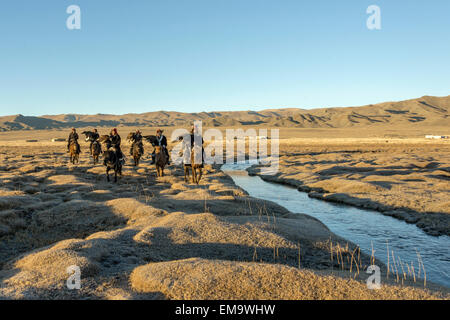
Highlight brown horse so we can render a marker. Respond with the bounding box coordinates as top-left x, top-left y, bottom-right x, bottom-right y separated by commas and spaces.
69, 141, 80, 164
83, 131, 102, 164
127, 132, 144, 166
91, 140, 102, 164
155, 146, 167, 177
184, 145, 203, 184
